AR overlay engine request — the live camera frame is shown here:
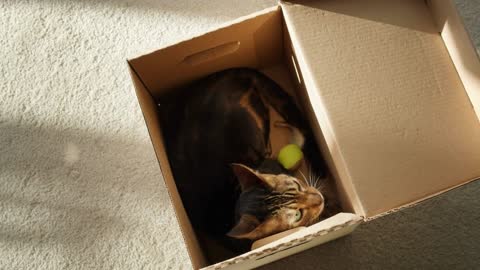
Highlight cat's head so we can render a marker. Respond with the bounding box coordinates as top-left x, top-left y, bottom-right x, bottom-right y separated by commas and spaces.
228, 163, 324, 241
